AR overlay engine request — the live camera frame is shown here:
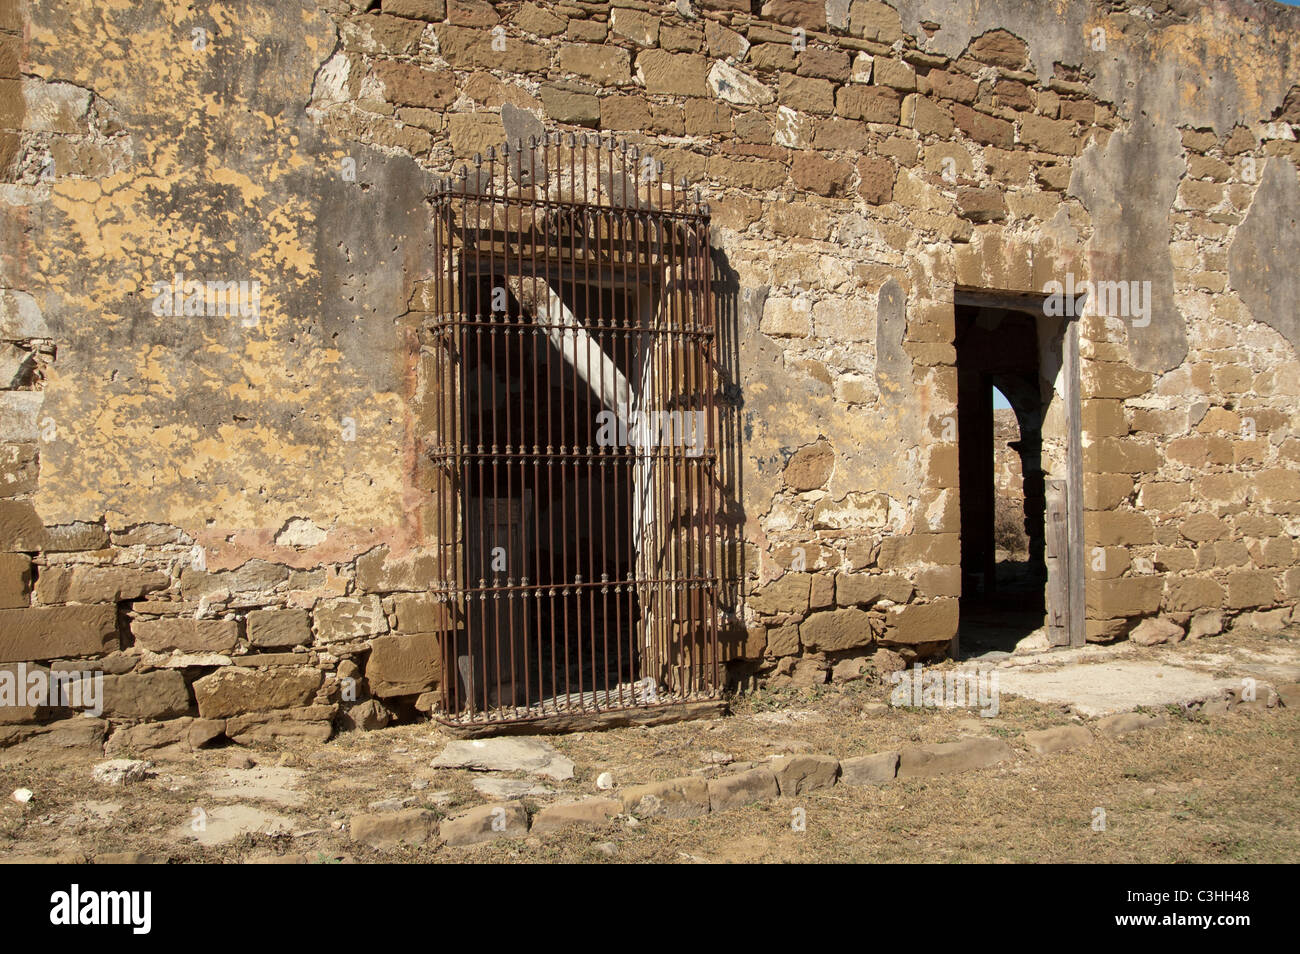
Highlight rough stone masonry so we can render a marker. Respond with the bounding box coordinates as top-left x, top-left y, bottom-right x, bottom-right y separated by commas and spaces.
0, 0, 1297, 750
